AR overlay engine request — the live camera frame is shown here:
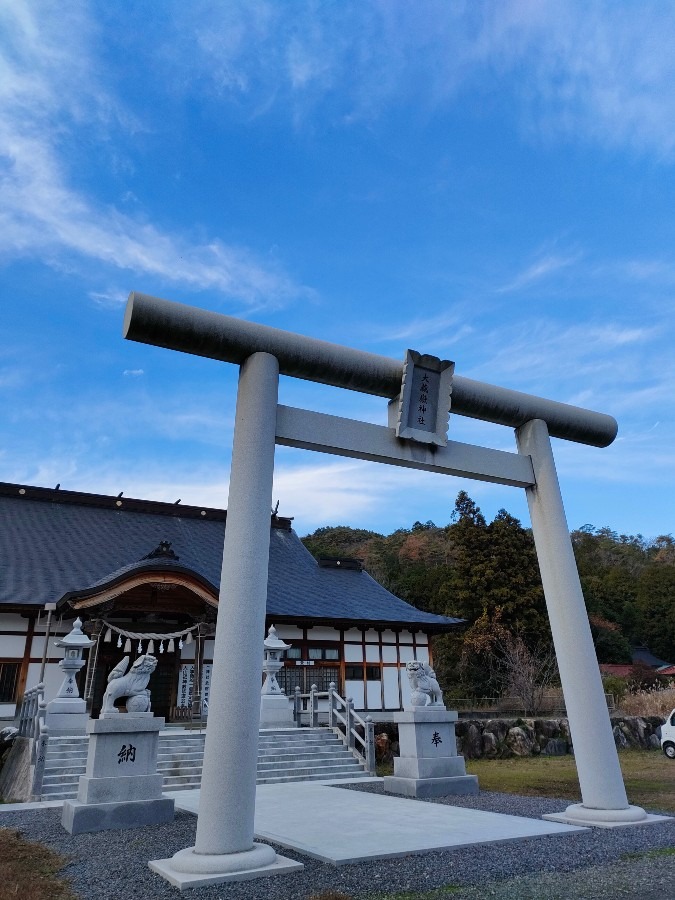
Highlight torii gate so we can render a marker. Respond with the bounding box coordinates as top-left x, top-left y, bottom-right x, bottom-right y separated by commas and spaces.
123, 292, 655, 888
